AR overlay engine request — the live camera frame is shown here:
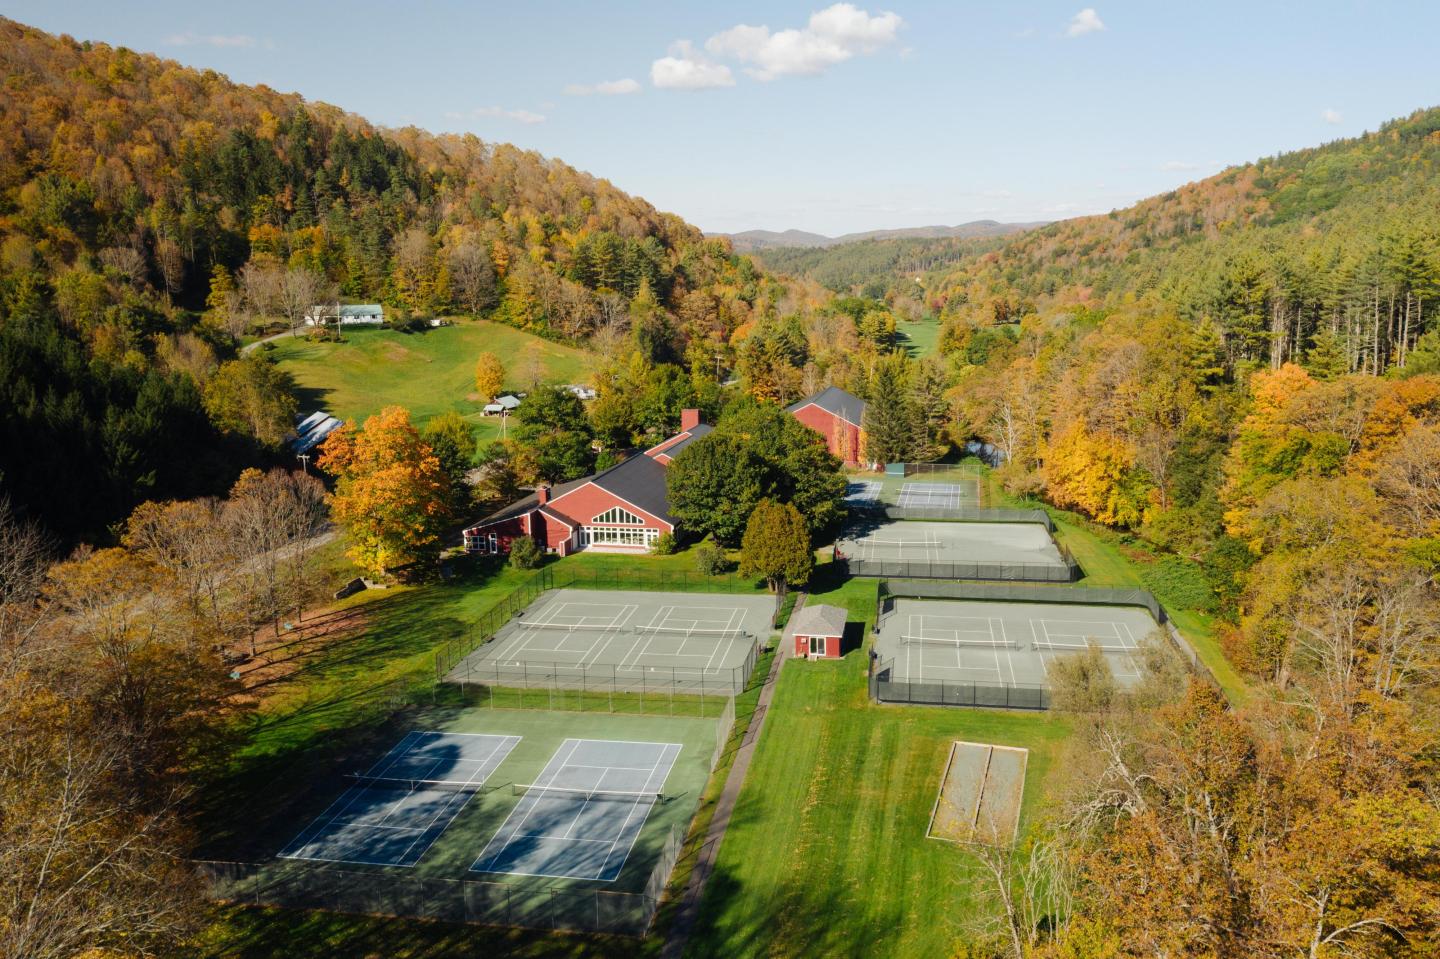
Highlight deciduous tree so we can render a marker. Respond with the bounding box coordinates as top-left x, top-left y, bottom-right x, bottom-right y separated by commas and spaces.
319, 406, 452, 577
